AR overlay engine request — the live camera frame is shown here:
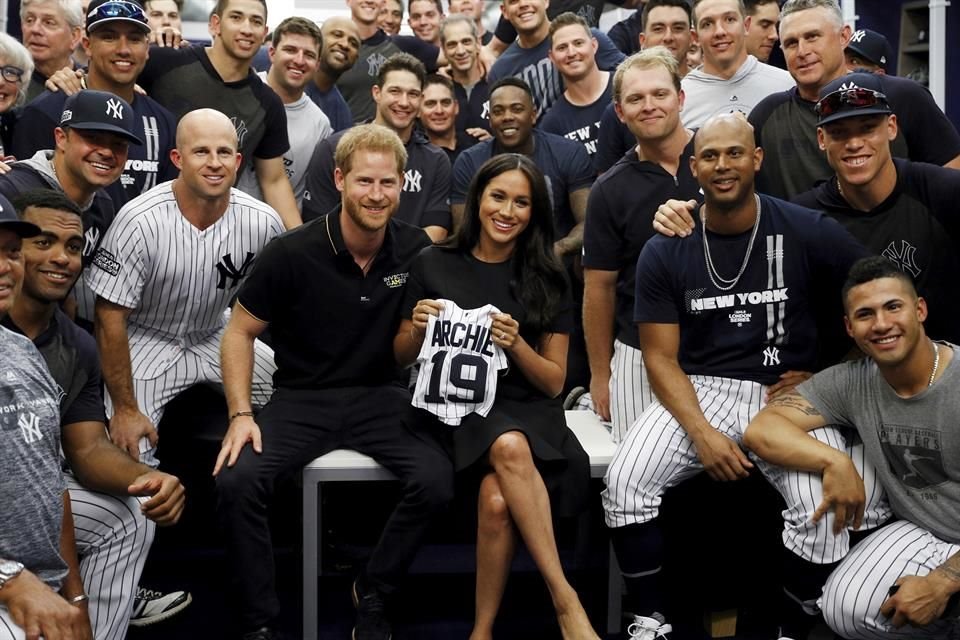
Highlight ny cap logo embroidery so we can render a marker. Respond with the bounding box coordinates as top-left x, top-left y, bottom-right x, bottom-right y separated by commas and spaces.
106, 98, 124, 120
850, 29, 867, 43
838, 81, 859, 91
